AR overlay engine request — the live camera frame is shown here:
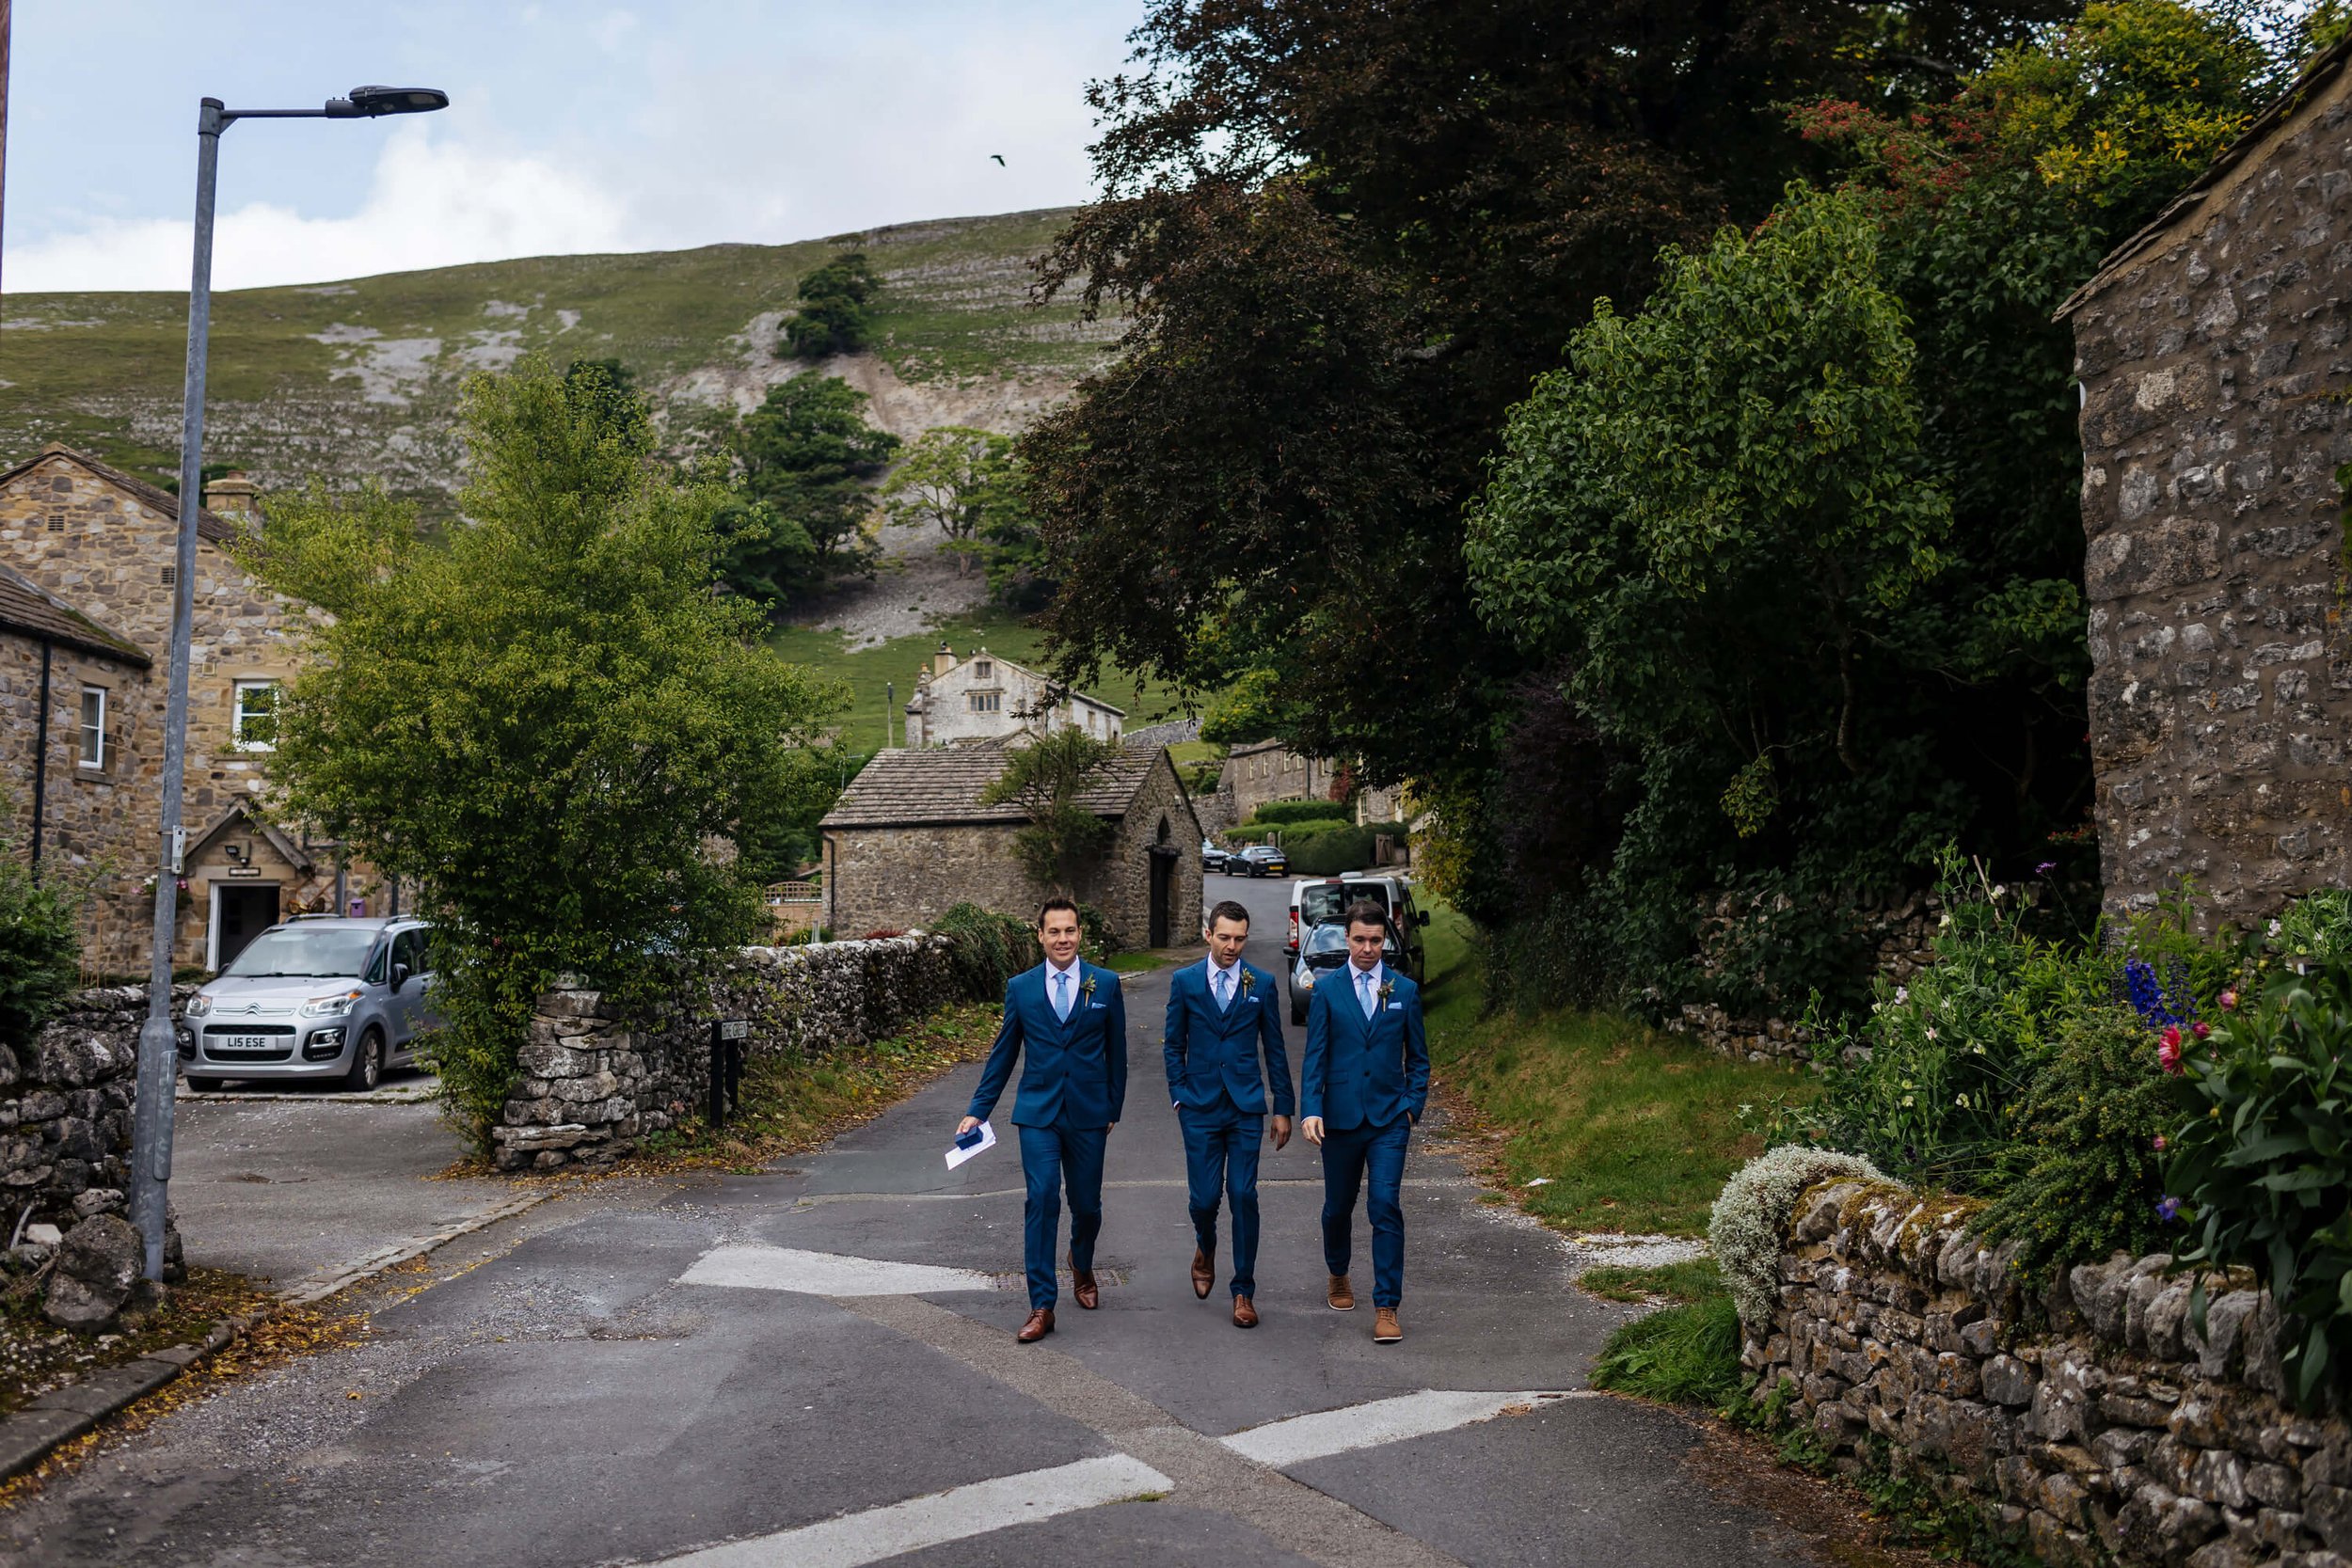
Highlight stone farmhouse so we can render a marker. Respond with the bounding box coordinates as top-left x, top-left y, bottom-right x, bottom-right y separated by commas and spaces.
819, 739, 1201, 947
2057, 34, 2352, 930
1217, 739, 1401, 827
901, 641, 1123, 748
0, 444, 363, 973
